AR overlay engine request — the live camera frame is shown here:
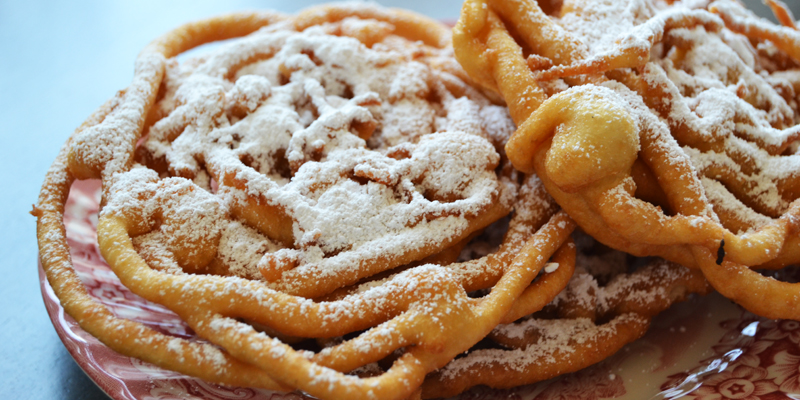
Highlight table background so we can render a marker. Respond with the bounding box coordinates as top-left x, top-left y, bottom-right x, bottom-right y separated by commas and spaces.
0, 1, 792, 399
